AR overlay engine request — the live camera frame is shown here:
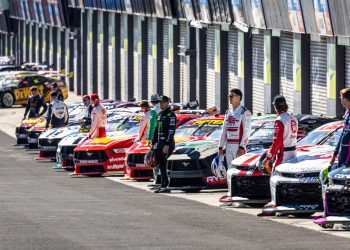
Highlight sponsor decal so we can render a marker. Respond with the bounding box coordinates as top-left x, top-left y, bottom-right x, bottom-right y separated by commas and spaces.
135, 163, 145, 167
335, 174, 350, 179
182, 162, 190, 167
207, 176, 226, 183
79, 160, 98, 164
109, 157, 124, 163
41, 146, 56, 150
107, 164, 124, 170
193, 120, 223, 125
18, 134, 27, 138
